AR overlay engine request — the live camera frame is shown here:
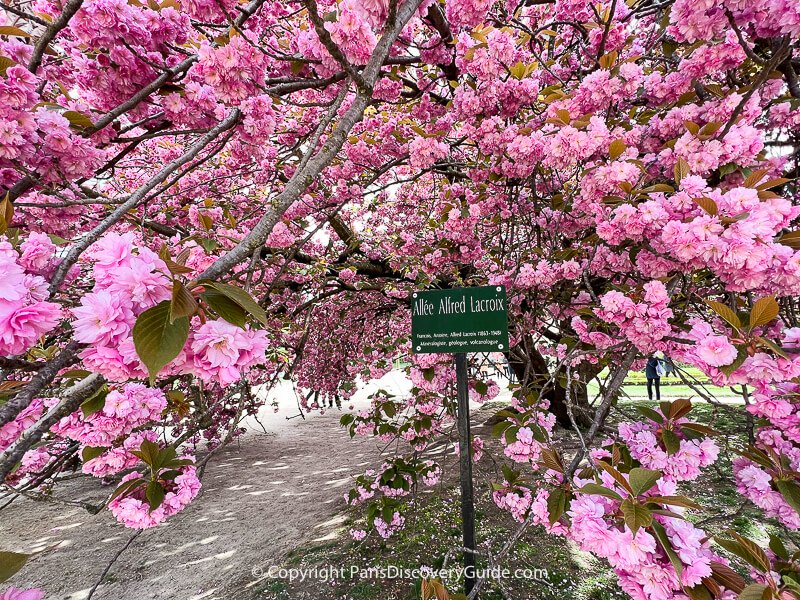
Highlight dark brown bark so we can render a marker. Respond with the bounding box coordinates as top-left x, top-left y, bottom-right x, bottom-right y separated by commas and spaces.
507, 346, 594, 430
